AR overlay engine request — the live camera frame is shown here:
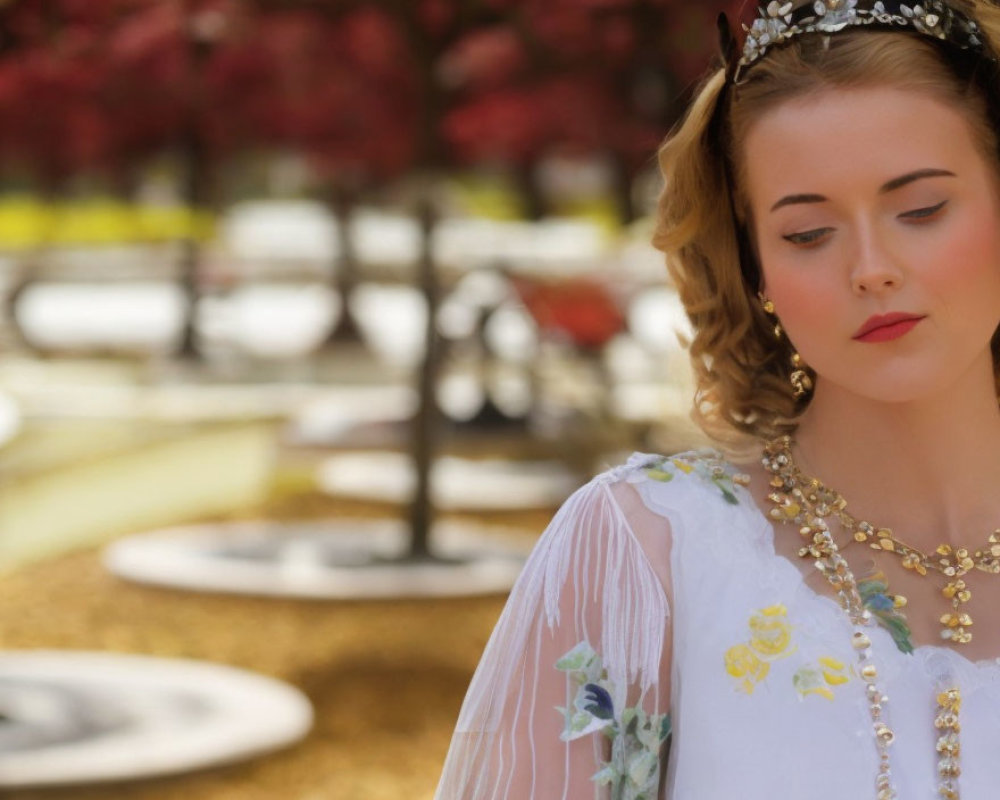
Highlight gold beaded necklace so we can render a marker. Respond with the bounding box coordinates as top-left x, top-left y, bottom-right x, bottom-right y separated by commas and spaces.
763, 435, 1000, 645
762, 436, 963, 800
